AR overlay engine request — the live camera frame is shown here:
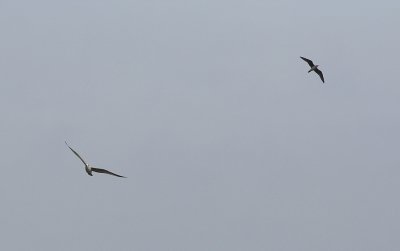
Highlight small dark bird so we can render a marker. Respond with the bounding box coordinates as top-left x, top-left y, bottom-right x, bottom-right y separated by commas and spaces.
65, 141, 126, 178
300, 56, 325, 83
